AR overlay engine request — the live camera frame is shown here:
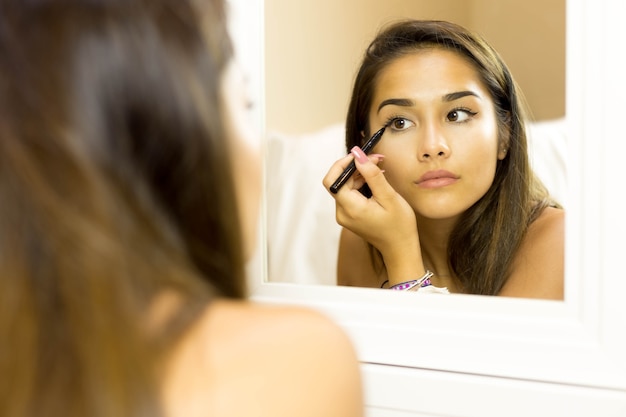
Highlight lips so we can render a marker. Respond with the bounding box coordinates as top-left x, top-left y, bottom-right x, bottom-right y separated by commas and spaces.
416, 170, 459, 189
